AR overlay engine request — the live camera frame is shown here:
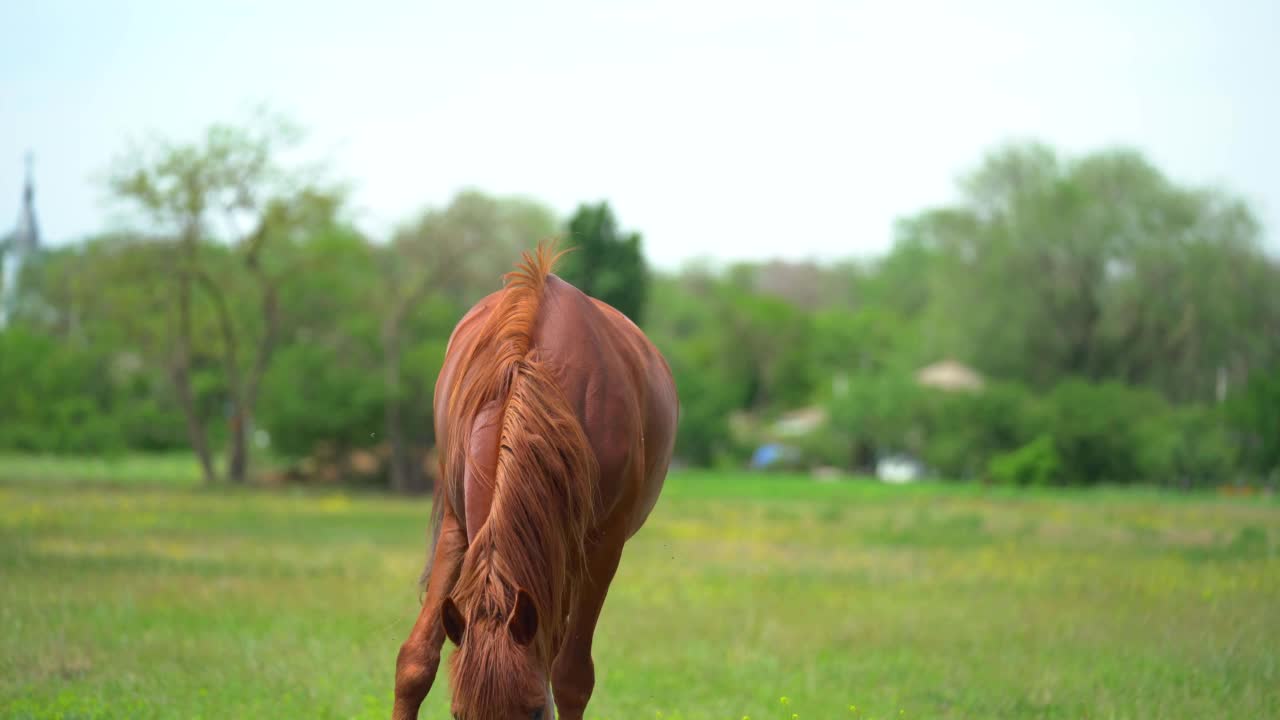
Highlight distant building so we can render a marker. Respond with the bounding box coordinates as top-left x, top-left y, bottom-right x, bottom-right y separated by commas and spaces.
0, 153, 41, 328
915, 358, 985, 392
771, 406, 828, 438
